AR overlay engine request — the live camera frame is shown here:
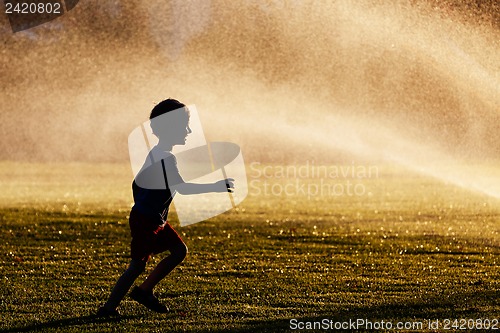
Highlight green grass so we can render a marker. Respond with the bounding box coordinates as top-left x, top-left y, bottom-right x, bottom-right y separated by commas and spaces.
1, 162, 500, 332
